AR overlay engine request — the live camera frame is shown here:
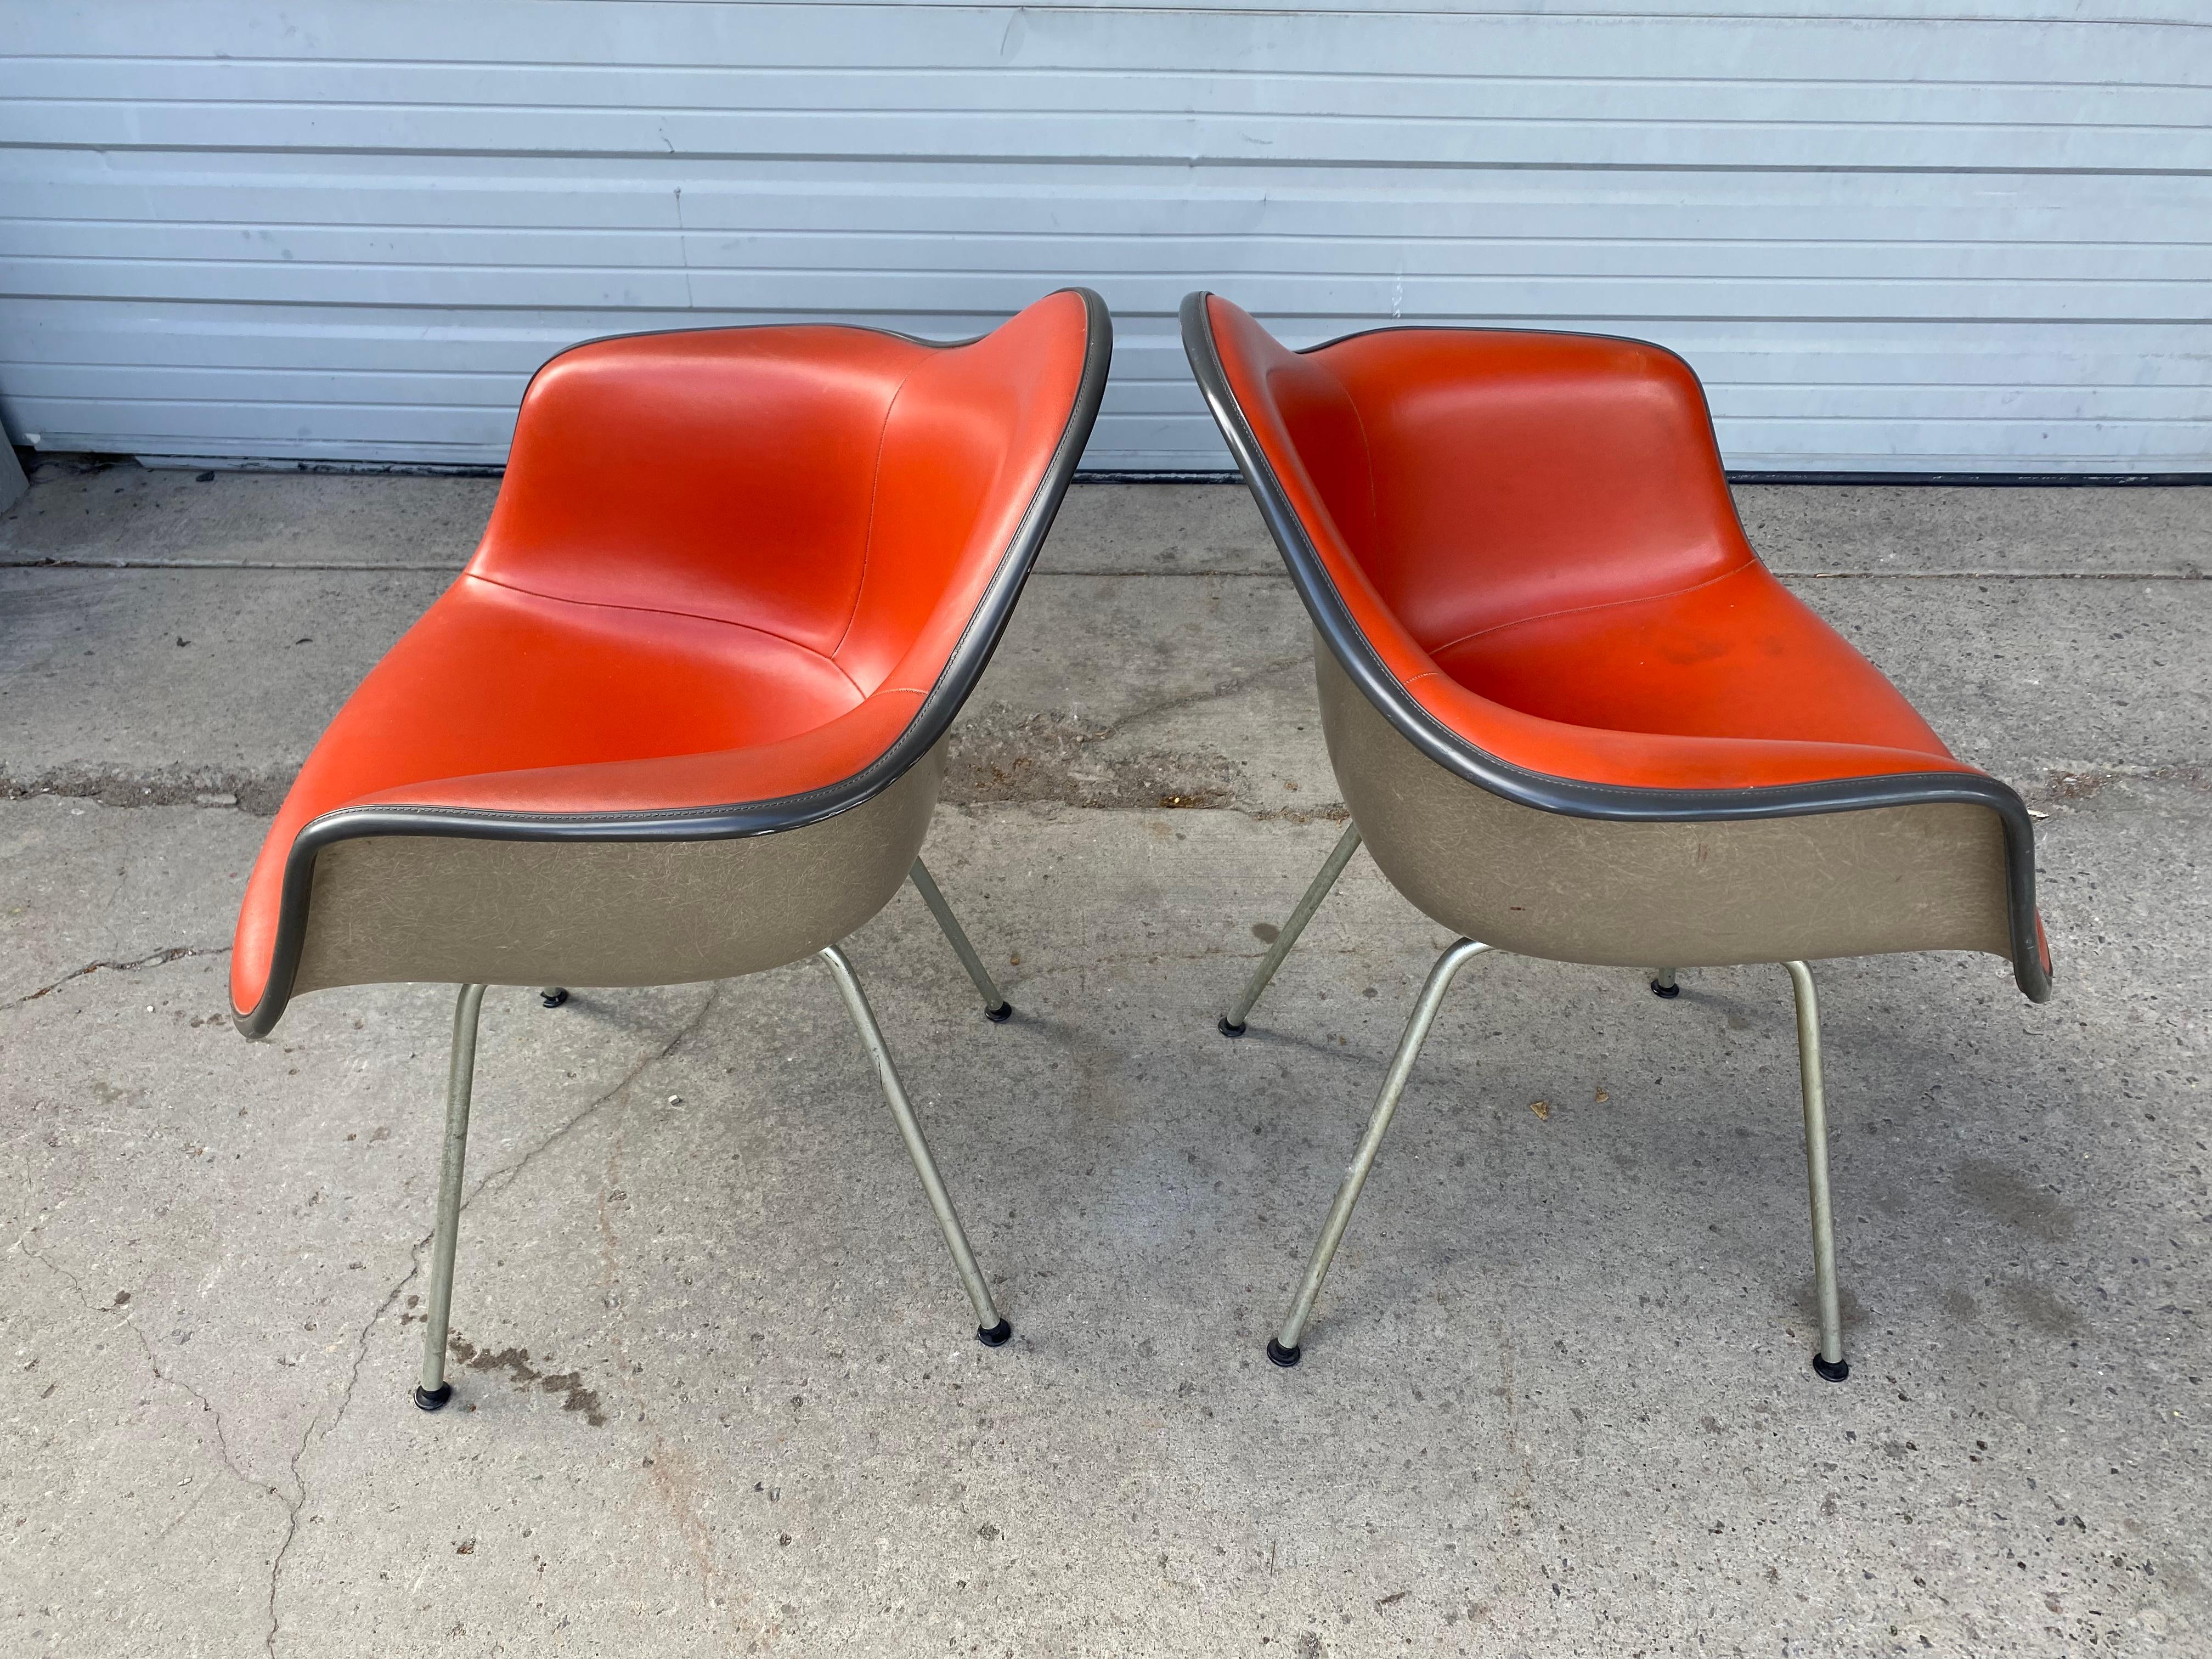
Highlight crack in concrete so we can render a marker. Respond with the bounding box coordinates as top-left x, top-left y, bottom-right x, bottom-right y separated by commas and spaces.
10, 1231, 95, 1301
136, 1313, 317, 1618
15, 944, 230, 1005
4, 768, 291, 813
262, 984, 723, 1657
1088, 654, 1313, 744
19, 1239, 325, 1659
464, 984, 723, 1221
10, 1240, 294, 1550
126, 1318, 273, 1505
946, 654, 1310, 810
